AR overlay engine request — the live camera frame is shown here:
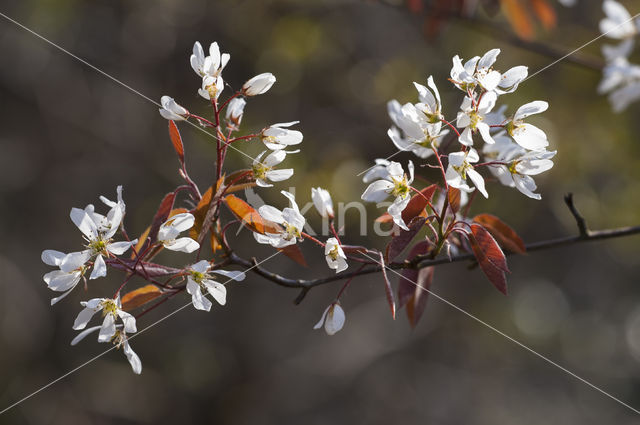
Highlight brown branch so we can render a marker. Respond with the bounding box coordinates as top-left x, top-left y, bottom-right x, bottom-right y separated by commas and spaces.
230, 223, 640, 297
